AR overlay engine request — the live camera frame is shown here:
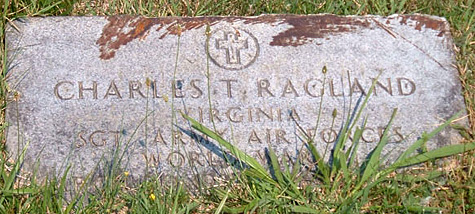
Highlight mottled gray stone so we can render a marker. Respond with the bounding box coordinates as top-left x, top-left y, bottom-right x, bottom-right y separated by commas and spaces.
5, 14, 466, 185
